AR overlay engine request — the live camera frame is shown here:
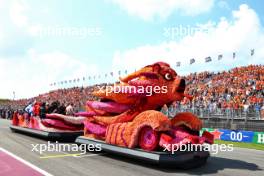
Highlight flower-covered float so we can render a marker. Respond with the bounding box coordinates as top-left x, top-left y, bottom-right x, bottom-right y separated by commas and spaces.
11, 106, 86, 141
76, 62, 213, 167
